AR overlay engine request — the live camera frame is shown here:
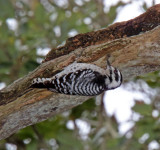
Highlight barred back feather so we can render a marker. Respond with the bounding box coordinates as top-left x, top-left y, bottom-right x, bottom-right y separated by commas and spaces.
32, 62, 122, 96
